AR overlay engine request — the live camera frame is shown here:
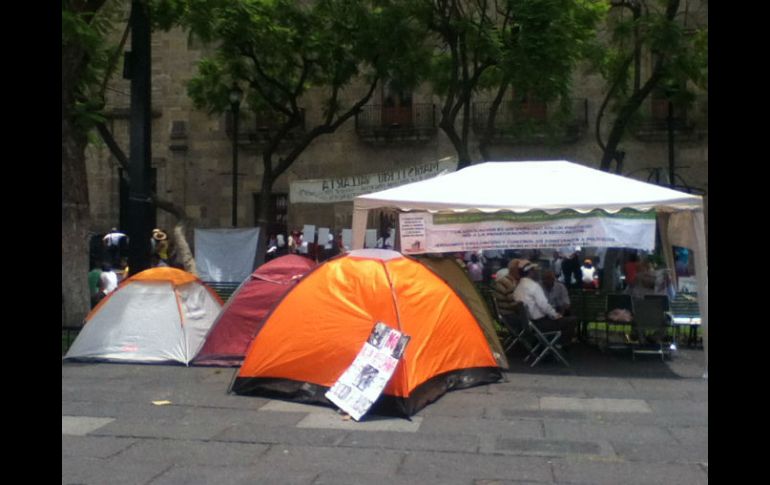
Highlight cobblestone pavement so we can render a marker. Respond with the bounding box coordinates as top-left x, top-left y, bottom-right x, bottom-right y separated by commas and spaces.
62, 344, 707, 484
